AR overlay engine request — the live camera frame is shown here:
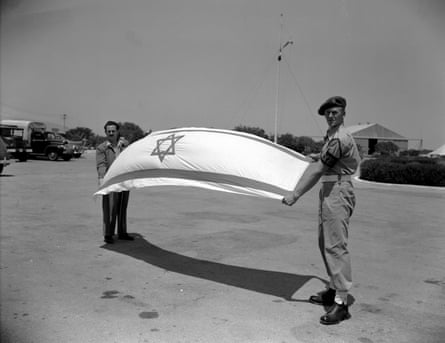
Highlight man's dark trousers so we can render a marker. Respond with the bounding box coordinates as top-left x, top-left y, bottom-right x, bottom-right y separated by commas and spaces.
102, 191, 130, 236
